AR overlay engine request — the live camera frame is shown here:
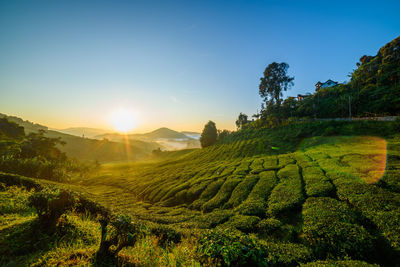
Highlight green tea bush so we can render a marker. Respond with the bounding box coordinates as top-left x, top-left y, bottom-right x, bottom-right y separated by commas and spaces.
300, 260, 379, 266
302, 167, 334, 197
198, 228, 312, 266
0, 185, 34, 214
223, 175, 259, 208
262, 156, 279, 170
330, 181, 400, 251
379, 170, 400, 193
97, 214, 146, 259
197, 228, 267, 266
201, 177, 242, 212
149, 224, 182, 247
302, 197, 374, 259
223, 215, 260, 233
196, 209, 234, 228
0, 172, 43, 191
191, 179, 225, 210
250, 158, 265, 174
28, 188, 77, 232
278, 154, 295, 167
268, 165, 304, 215
256, 218, 283, 235
237, 171, 276, 216
233, 160, 252, 175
